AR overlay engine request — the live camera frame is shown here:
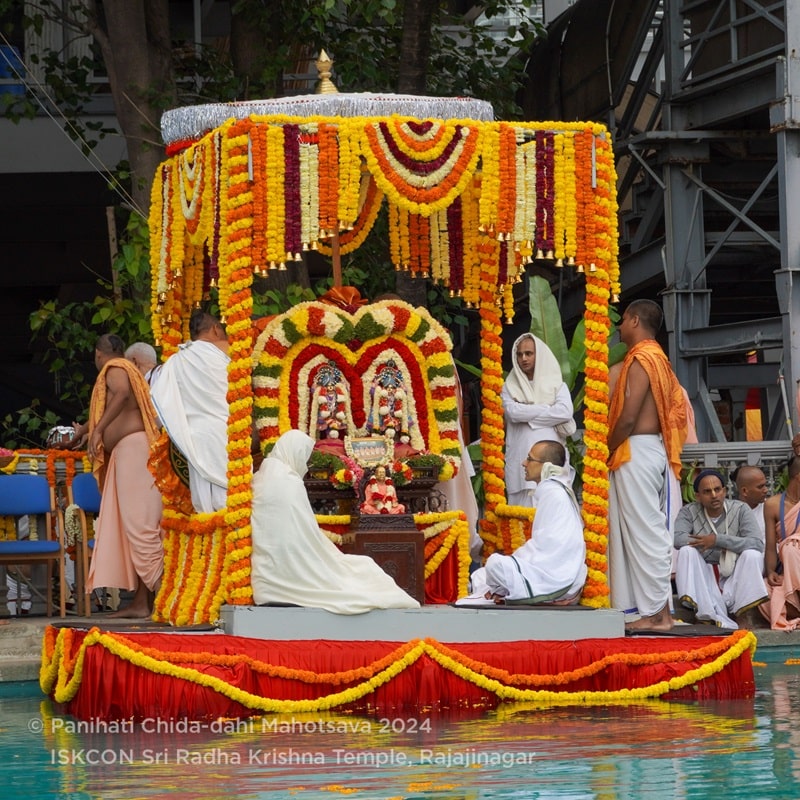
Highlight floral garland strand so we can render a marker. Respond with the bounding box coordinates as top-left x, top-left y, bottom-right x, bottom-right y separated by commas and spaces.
552, 133, 566, 265
316, 174, 384, 257
362, 117, 482, 217
218, 120, 256, 610
580, 275, 612, 607
41, 626, 755, 712
477, 247, 507, 555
